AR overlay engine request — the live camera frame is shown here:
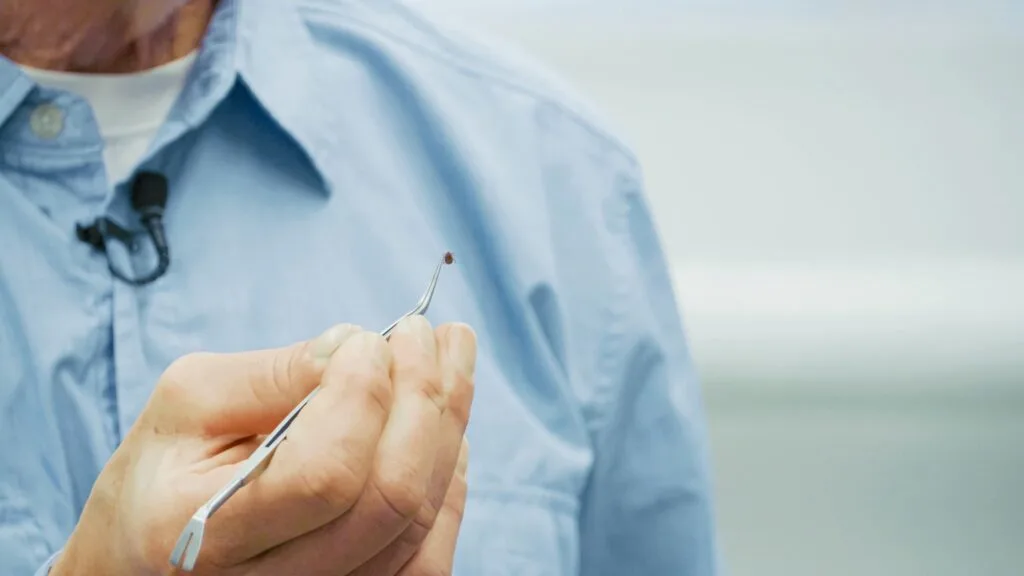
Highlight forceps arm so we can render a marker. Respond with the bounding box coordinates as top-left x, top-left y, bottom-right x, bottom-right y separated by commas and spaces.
205, 389, 318, 516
